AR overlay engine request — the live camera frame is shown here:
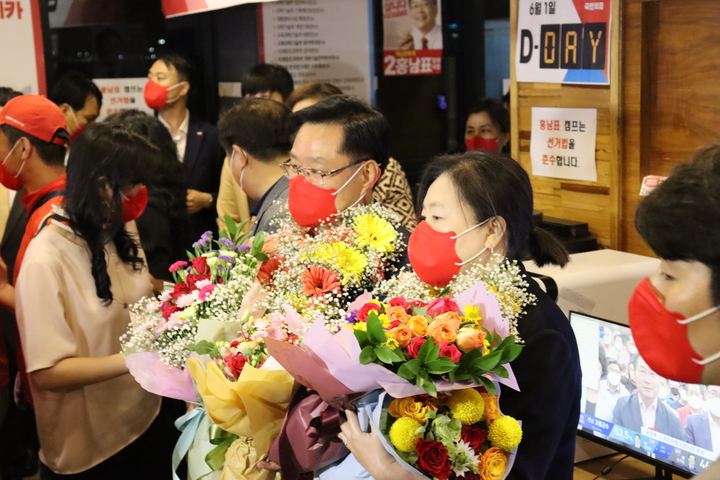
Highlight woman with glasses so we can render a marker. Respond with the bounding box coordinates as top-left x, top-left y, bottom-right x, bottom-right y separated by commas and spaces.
14, 123, 176, 479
